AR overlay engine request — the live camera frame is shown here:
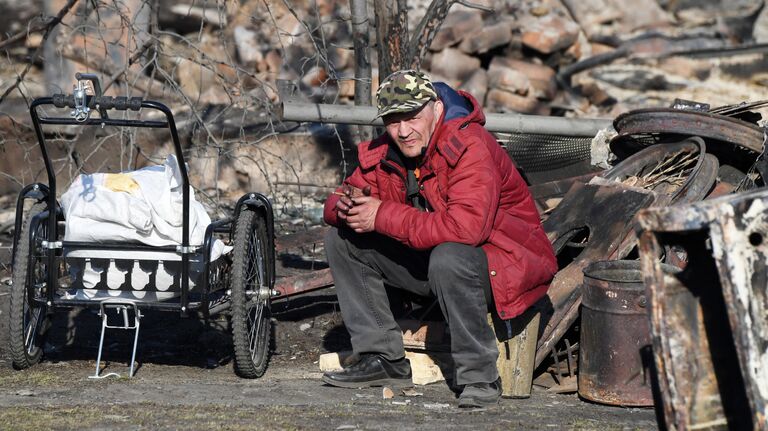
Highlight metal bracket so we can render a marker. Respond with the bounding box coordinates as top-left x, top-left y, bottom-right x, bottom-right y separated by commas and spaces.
41, 241, 62, 250
89, 300, 142, 379
175, 245, 199, 254
71, 80, 91, 122
245, 285, 276, 301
